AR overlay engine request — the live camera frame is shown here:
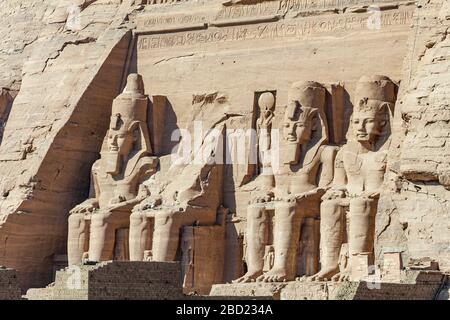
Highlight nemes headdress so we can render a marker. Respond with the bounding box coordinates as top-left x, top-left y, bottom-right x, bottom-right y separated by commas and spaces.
284, 81, 329, 167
